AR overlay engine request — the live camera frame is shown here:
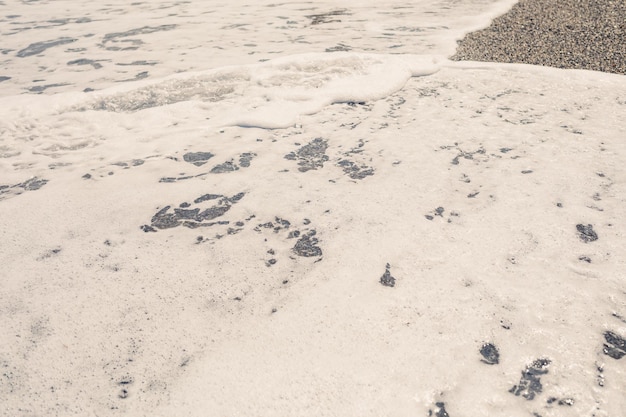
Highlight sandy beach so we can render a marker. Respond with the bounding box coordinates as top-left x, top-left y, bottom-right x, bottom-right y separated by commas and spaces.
0, 1, 624, 416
